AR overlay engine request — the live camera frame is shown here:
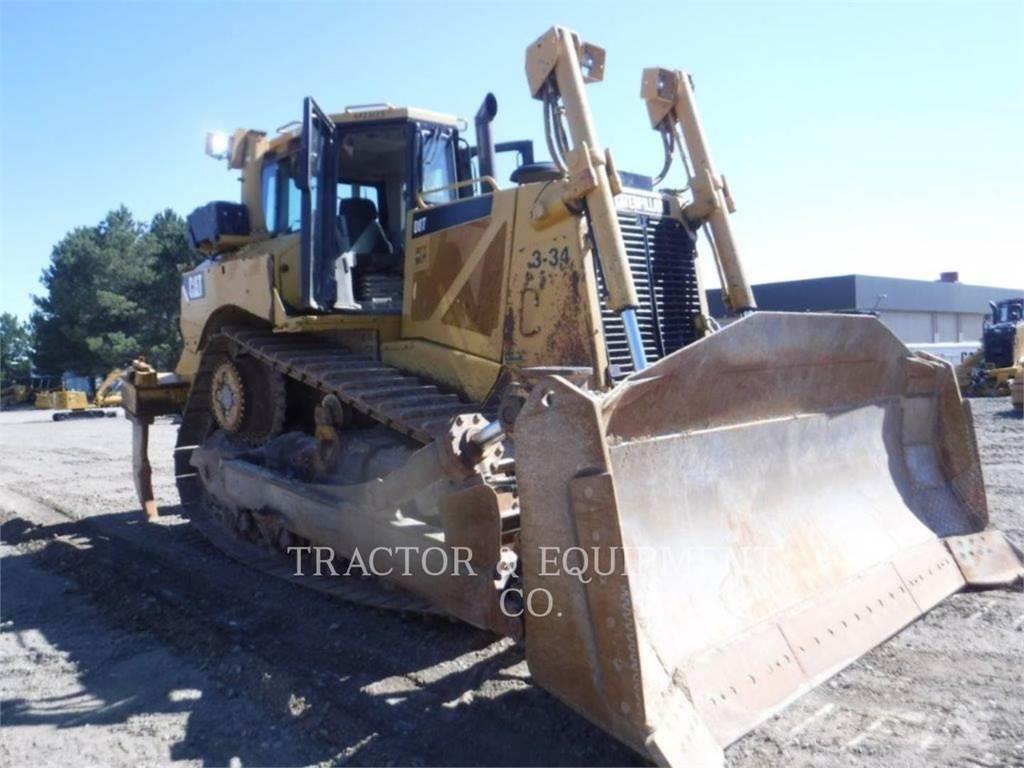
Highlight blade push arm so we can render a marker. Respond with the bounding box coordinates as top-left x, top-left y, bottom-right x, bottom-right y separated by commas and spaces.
527, 26, 648, 371
642, 68, 756, 315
